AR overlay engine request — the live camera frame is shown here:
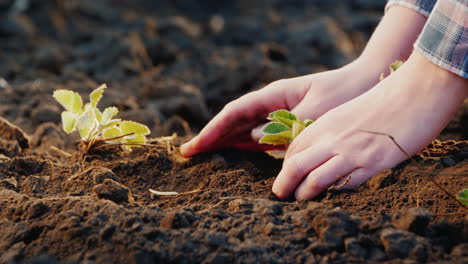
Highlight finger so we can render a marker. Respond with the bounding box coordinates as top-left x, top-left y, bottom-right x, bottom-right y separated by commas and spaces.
181, 83, 300, 157
250, 125, 264, 142
180, 92, 268, 157
333, 167, 379, 189
272, 143, 333, 199
294, 155, 357, 200
283, 125, 318, 161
